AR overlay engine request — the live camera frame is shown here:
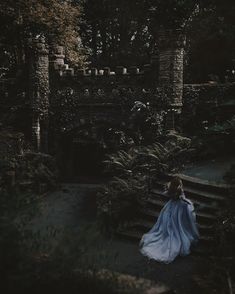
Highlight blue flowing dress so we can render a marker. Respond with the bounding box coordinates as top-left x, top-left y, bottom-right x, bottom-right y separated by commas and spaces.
139, 191, 199, 264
